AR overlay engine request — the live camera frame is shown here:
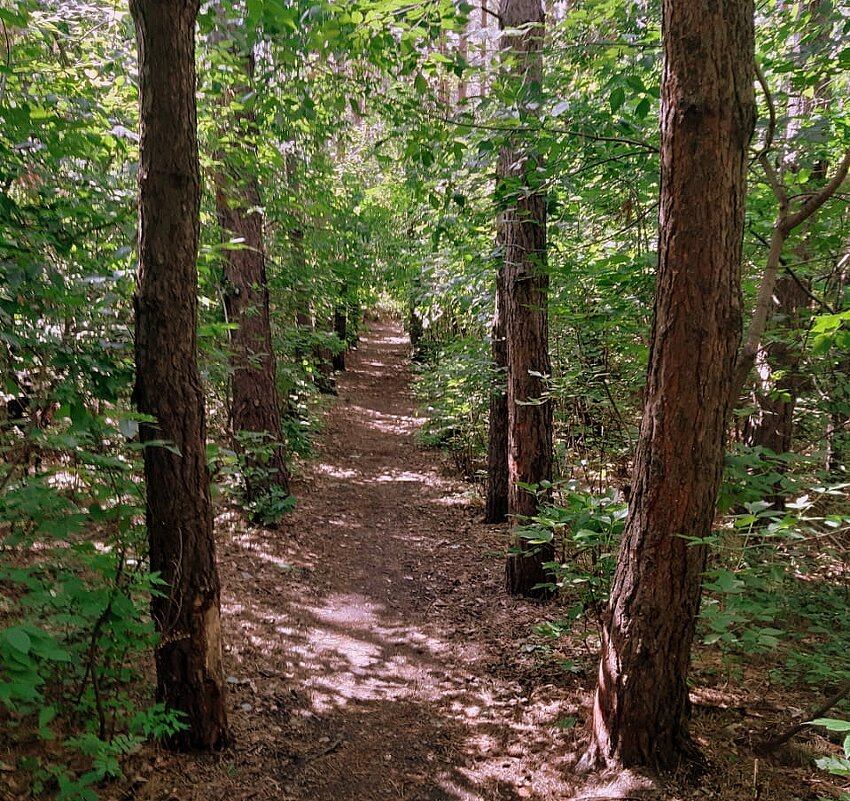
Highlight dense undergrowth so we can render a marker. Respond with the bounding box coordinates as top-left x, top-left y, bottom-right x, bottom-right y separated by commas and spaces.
3, 0, 850, 797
